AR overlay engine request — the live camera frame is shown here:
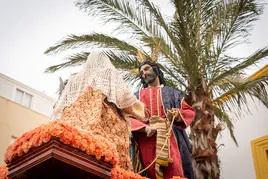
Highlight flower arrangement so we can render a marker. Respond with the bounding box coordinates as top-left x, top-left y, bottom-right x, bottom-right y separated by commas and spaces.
4, 120, 119, 165
111, 167, 148, 179
110, 167, 188, 179
2, 120, 187, 179
0, 166, 8, 179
